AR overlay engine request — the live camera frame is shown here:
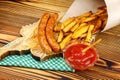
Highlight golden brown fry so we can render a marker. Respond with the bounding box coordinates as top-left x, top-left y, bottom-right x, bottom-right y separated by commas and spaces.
61, 24, 64, 30
69, 39, 81, 45
98, 6, 106, 10
54, 22, 62, 32
95, 9, 105, 15
62, 17, 75, 29
77, 11, 93, 19
70, 22, 79, 32
80, 33, 87, 38
85, 25, 94, 42
78, 17, 86, 23
82, 15, 97, 23
60, 33, 72, 50
82, 38, 102, 53
57, 30, 63, 43
75, 23, 87, 32
101, 19, 107, 29
72, 25, 89, 39
92, 19, 102, 33
63, 20, 77, 32
98, 12, 108, 19
63, 32, 71, 36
